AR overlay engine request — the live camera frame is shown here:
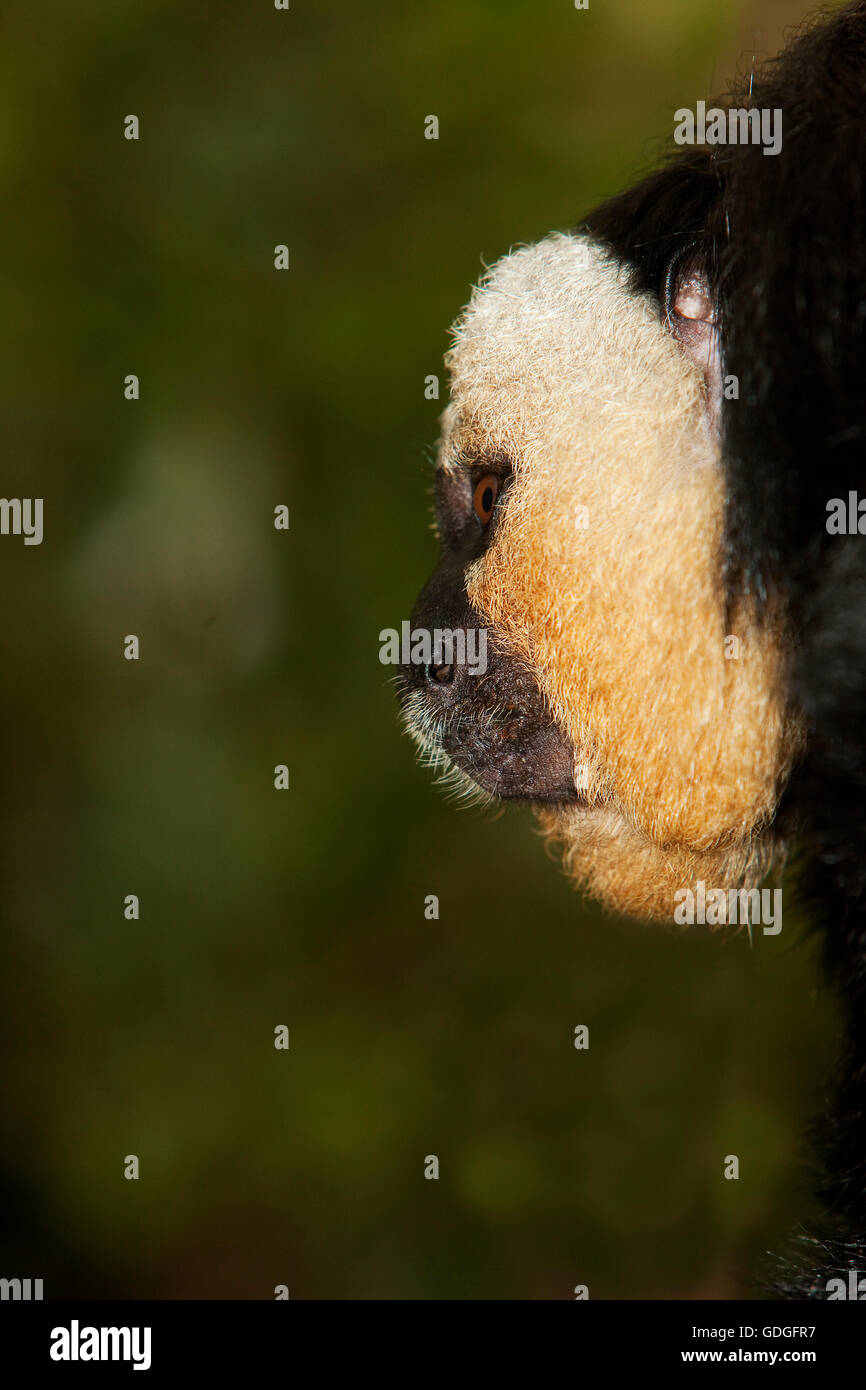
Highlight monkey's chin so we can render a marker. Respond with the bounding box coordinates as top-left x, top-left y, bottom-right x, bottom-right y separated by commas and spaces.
441, 739, 587, 806
456, 767, 587, 806
425, 747, 590, 812
401, 692, 588, 806
536, 803, 785, 925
